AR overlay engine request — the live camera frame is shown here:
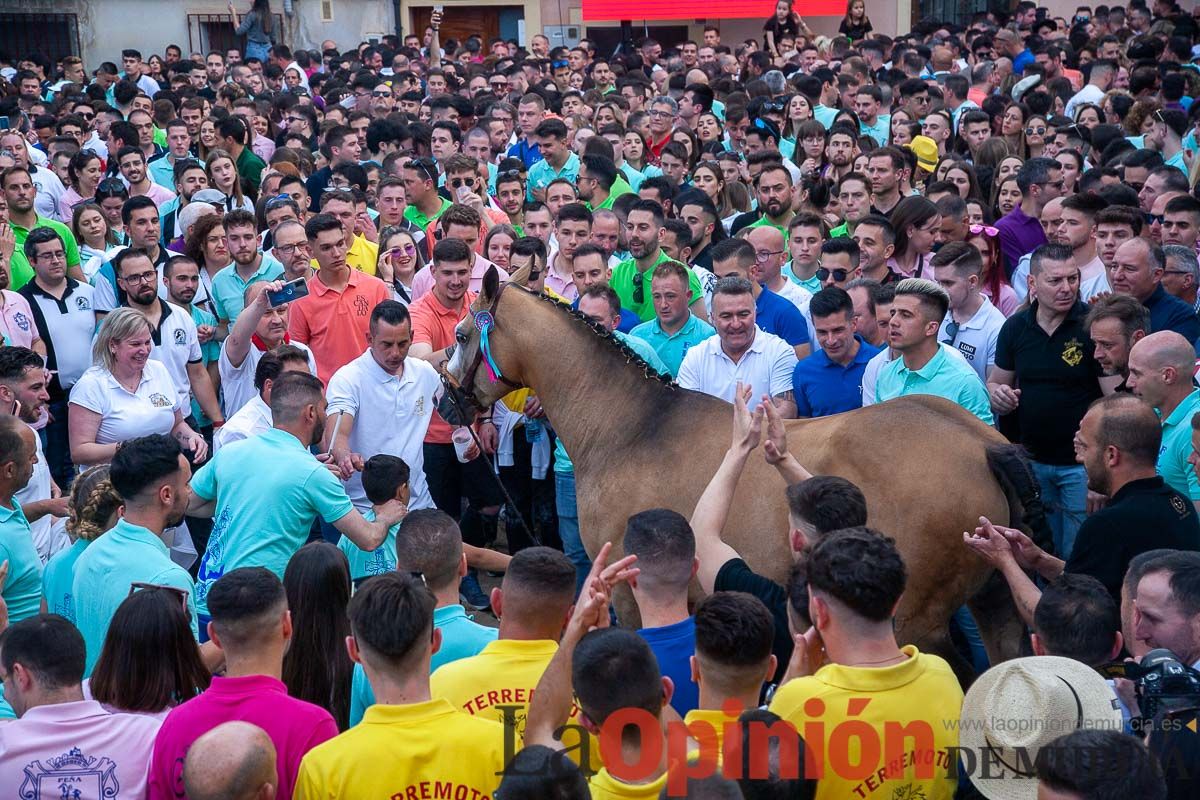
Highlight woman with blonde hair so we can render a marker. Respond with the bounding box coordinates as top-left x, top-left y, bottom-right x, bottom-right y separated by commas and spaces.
68, 307, 207, 468
41, 465, 123, 620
